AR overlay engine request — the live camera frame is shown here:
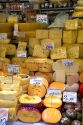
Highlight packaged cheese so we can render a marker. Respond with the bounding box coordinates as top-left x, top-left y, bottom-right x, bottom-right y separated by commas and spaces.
36, 30, 48, 39
63, 30, 77, 44
29, 37, 39, 48
67, 44, 79, 59
65, 19, 79, 30
33, 44, 49, 58
50, 47, 67, 59
49, 29, 62, 39
77, 30, 83, 43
